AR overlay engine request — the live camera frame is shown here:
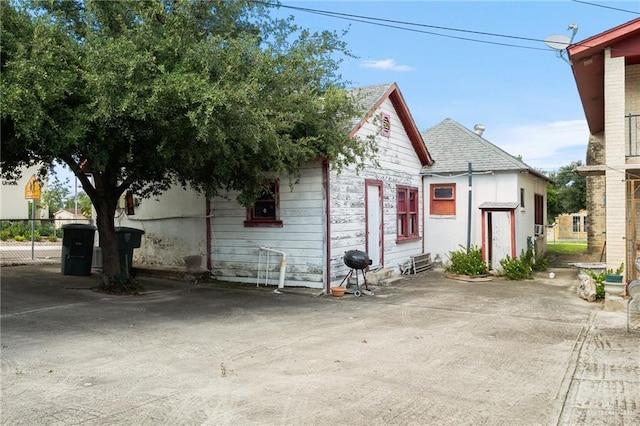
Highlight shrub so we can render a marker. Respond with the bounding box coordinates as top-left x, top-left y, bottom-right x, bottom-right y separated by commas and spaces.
25, 229, 42, 242
39, 224, 55, 237
500, 254, 533, 280
14, 235, 26, 242
445, 245, 488, 277
532, 256, 548, 272
0, 230, 9, 241
47, 234, 58, 242
8, 222, 27, 238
